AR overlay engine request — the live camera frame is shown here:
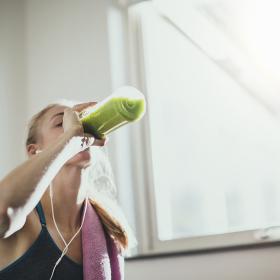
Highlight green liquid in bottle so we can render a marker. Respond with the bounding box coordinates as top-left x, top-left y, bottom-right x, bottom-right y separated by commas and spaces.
79, 87, 146, 139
